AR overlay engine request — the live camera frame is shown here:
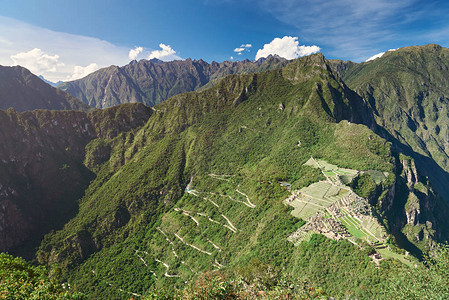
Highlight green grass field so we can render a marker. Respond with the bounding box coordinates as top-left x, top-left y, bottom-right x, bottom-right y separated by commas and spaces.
304, 157, 359, 184
339, 215, 366, 239
361, 170, 388, 184
377, 248, 414, 267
